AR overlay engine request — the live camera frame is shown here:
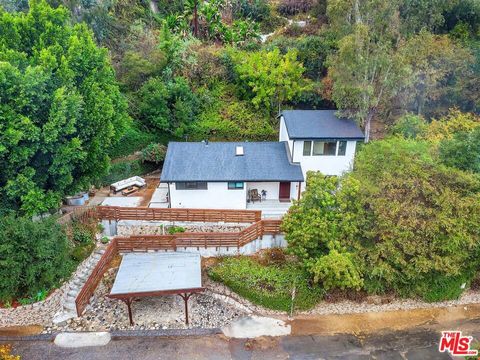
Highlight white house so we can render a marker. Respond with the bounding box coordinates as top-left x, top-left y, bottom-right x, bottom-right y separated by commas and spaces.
160, 110, 364, 212
279, 110, 364, 192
